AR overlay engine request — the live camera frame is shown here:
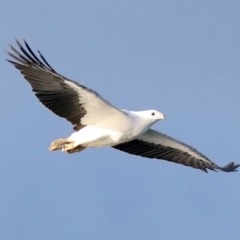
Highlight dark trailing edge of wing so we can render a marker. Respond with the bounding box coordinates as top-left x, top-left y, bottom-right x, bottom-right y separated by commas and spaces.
6, 39, 87, 129
113, 140, 240, 173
